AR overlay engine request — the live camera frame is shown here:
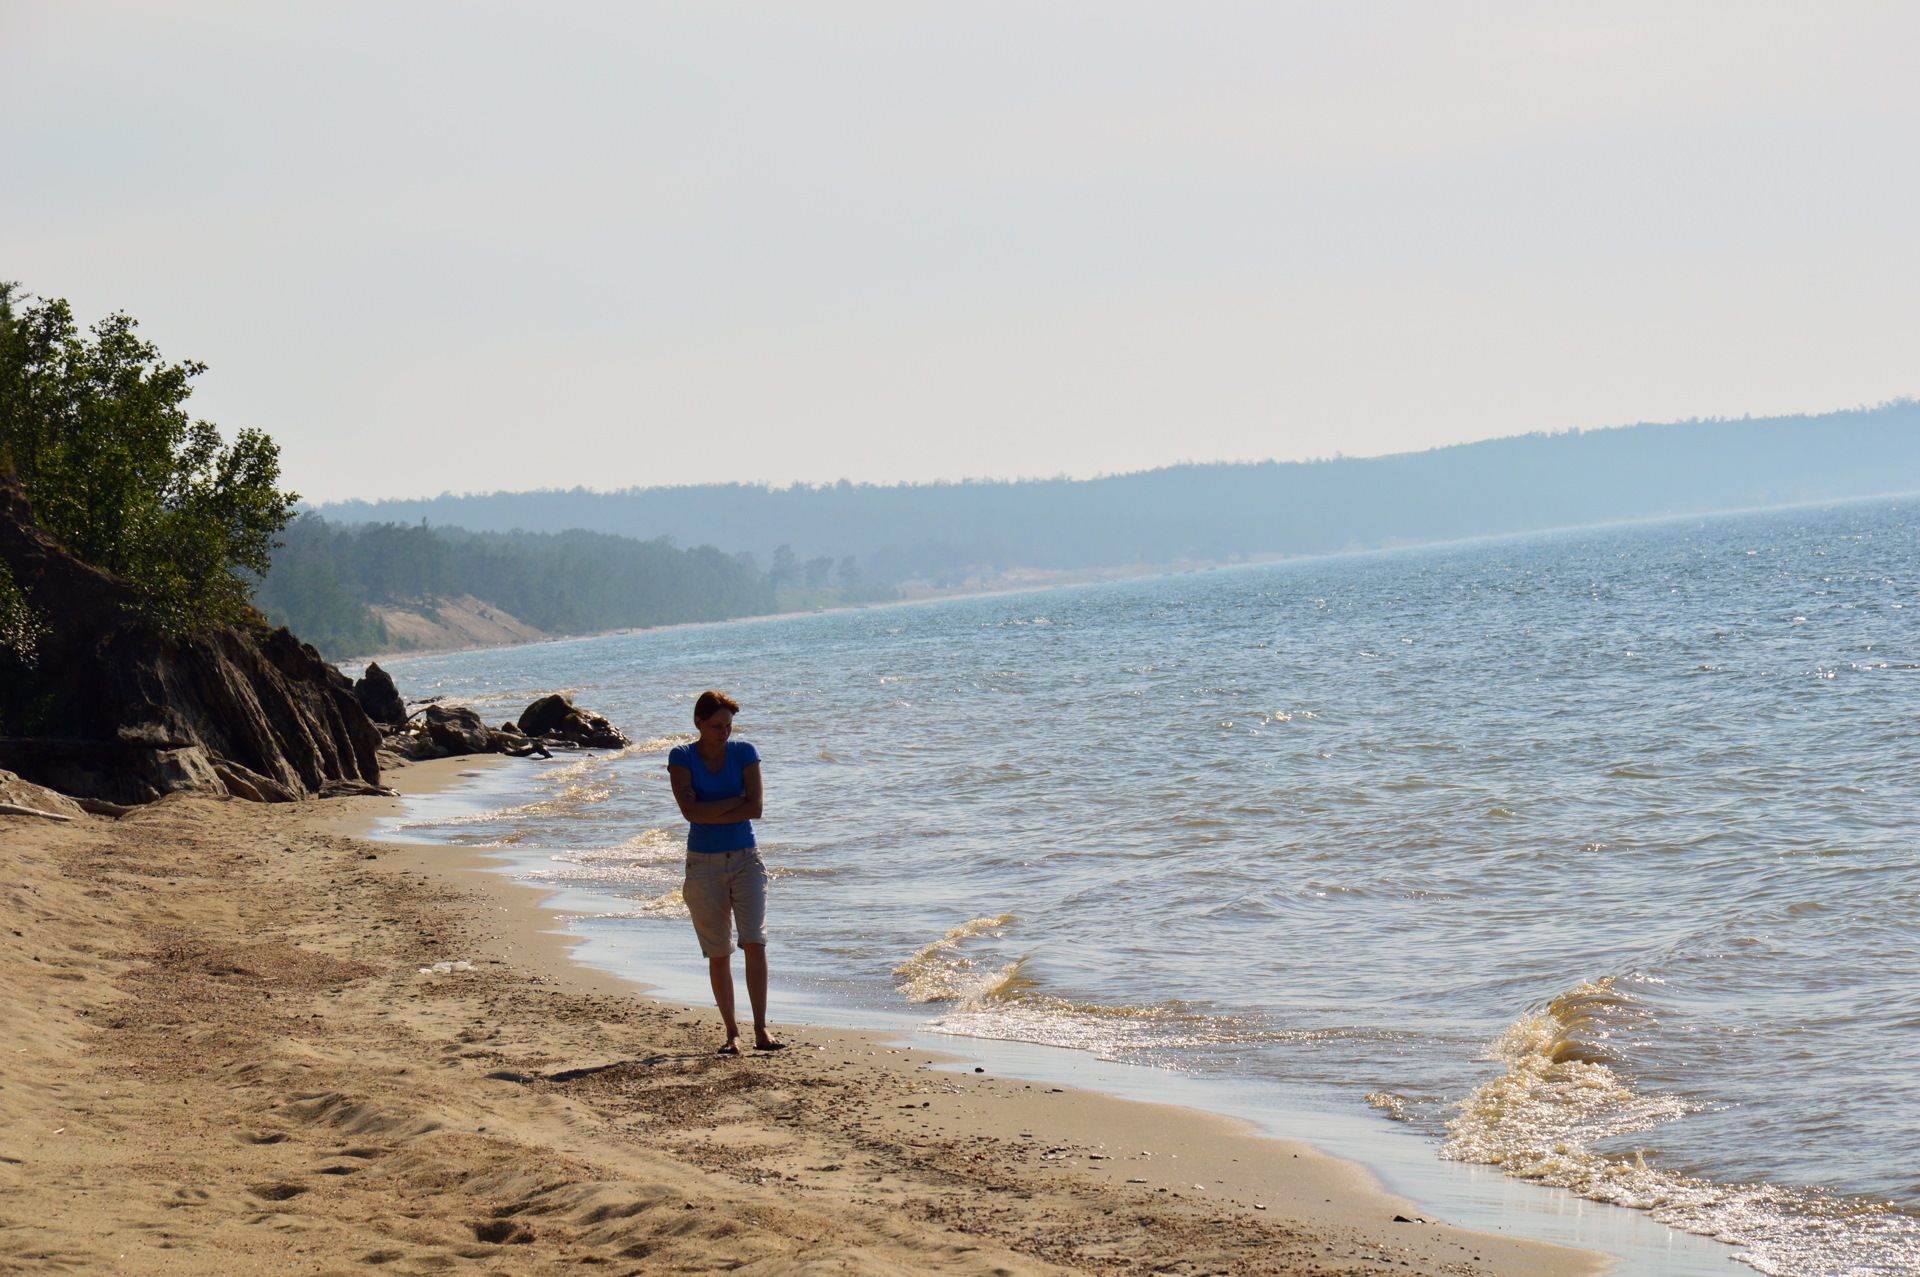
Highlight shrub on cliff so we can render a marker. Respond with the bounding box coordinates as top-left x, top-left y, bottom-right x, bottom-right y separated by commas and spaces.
0, 282, 297, 637
0, 559, 47, 661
